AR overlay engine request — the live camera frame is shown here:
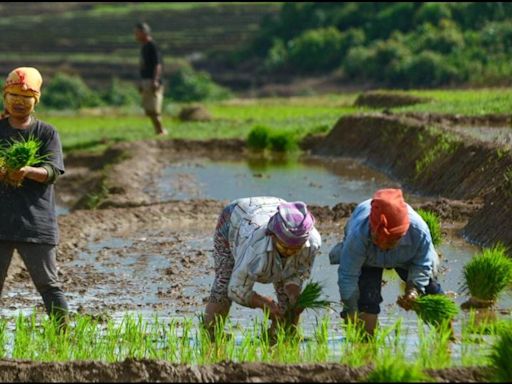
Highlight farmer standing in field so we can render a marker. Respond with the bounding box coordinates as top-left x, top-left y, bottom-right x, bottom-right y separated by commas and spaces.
0, 67, 69, 328
329, 188, 447, 336
134, 21, 167, 136
203, 196, 322, 338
